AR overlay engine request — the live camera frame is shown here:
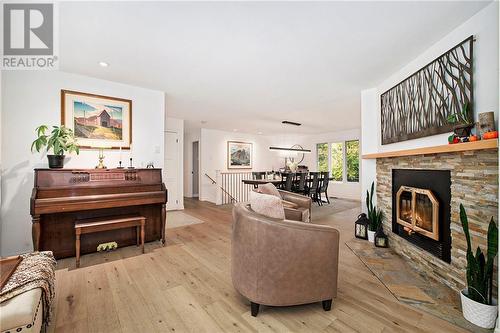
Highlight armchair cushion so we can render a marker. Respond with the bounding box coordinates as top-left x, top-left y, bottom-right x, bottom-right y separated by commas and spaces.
249, 190, 285, 220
